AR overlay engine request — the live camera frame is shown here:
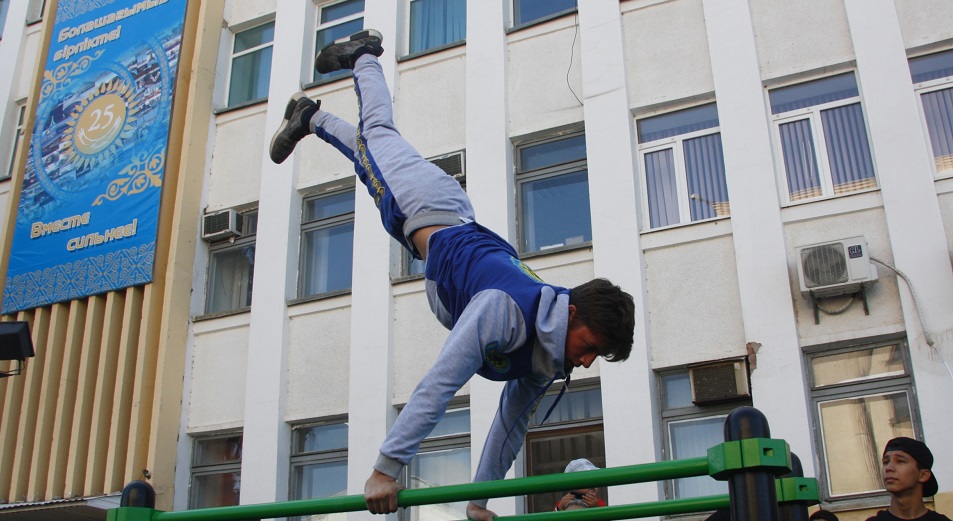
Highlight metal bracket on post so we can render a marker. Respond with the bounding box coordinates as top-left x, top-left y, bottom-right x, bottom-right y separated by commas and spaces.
107, 480, 159, 521
711, 407, 791, 521
776, 453, 820, 521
